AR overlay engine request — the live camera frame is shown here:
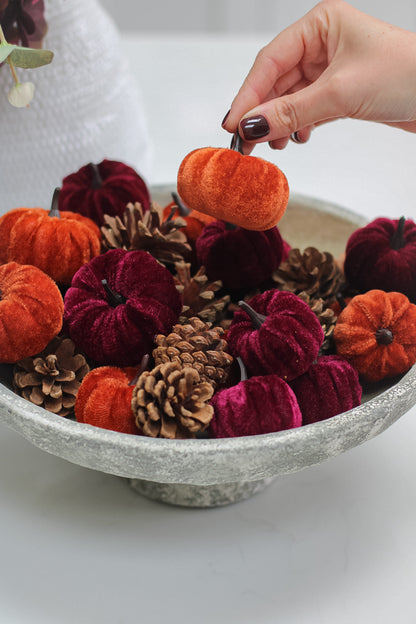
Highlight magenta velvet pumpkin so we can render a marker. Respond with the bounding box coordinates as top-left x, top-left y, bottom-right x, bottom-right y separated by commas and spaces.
59, 160, 151, 226
64, 249, 182, 366
344, 217, 416, 302
289, 355, 362, 426
195, 220, 284, 290
210, 374, 302, 438
227, 289, 324, 379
